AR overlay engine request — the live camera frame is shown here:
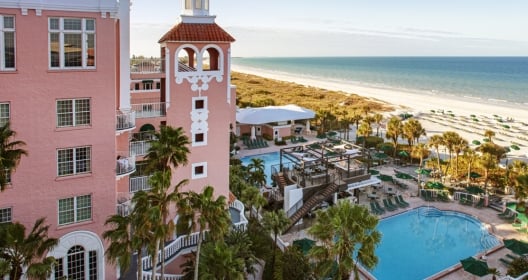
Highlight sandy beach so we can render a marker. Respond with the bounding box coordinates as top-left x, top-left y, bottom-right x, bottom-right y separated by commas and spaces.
232, 65, 528, 160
